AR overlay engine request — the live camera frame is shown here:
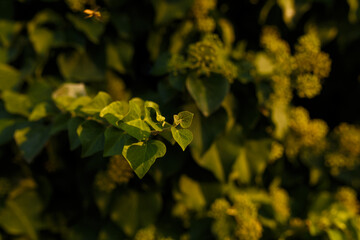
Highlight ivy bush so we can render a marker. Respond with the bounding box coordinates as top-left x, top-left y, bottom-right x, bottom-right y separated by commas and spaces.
0, 0, 360, 239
